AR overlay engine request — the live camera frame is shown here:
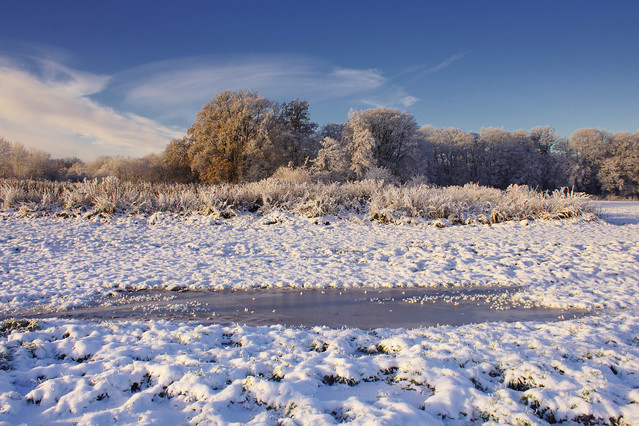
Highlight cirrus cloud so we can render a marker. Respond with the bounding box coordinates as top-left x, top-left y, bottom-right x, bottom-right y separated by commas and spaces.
0, 55, 183, 160
0, 52, 426, 160
111, 55, 393, 125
